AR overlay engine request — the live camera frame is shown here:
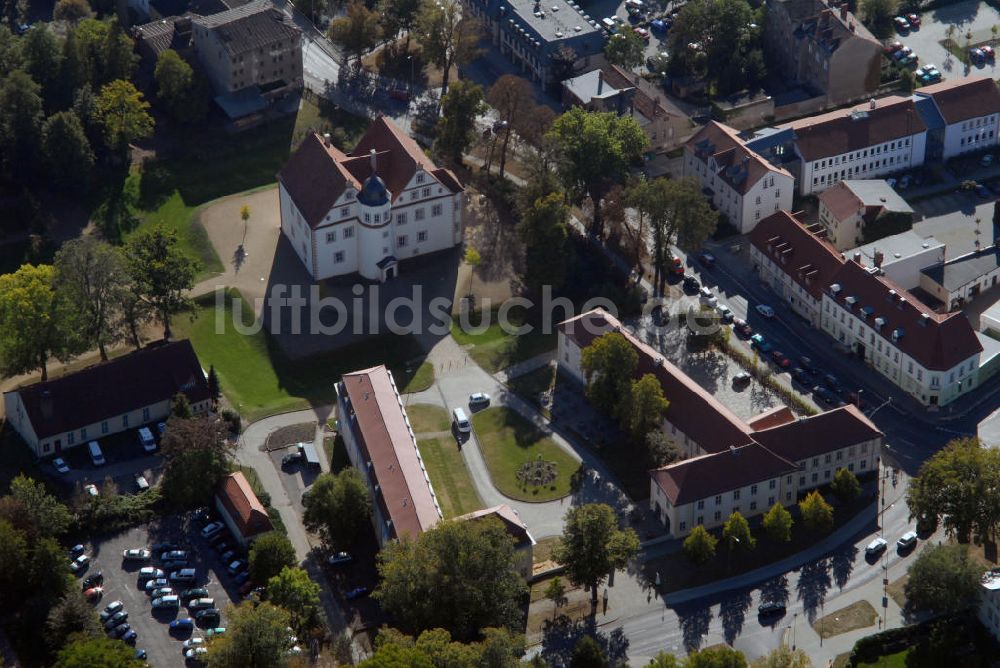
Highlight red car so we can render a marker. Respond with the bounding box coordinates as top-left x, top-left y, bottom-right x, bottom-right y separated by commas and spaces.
906, 13, 920, 27
771, 350, 791, 368
884, 40, 903, 54
983, 45, 995, 59
732, 318, 753, 338
633, 27, 650, 41
84, 586, 103, 602
670, 257, 685, 275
